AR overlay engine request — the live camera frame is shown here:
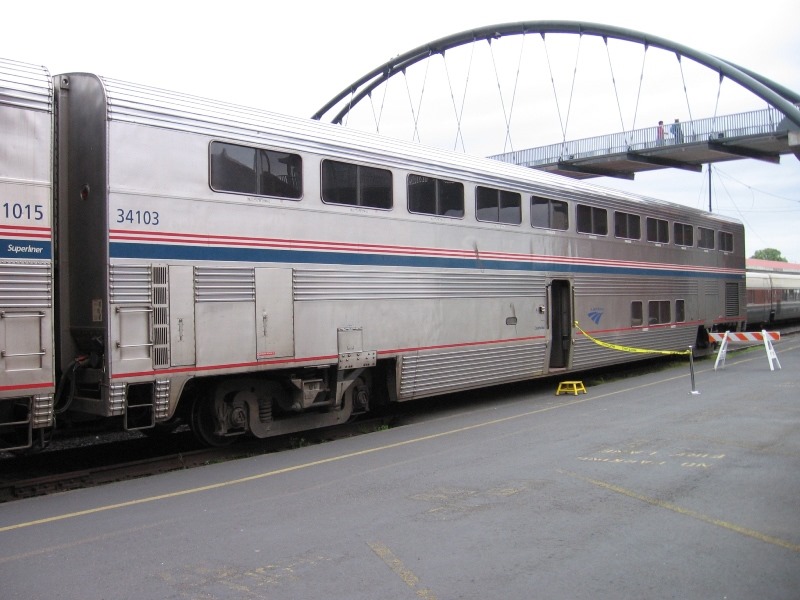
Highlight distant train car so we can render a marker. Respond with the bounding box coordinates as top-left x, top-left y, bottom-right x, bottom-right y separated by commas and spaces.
746, 259, 800, 328
49, 72, 745, 446
0, 59, 55, 451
